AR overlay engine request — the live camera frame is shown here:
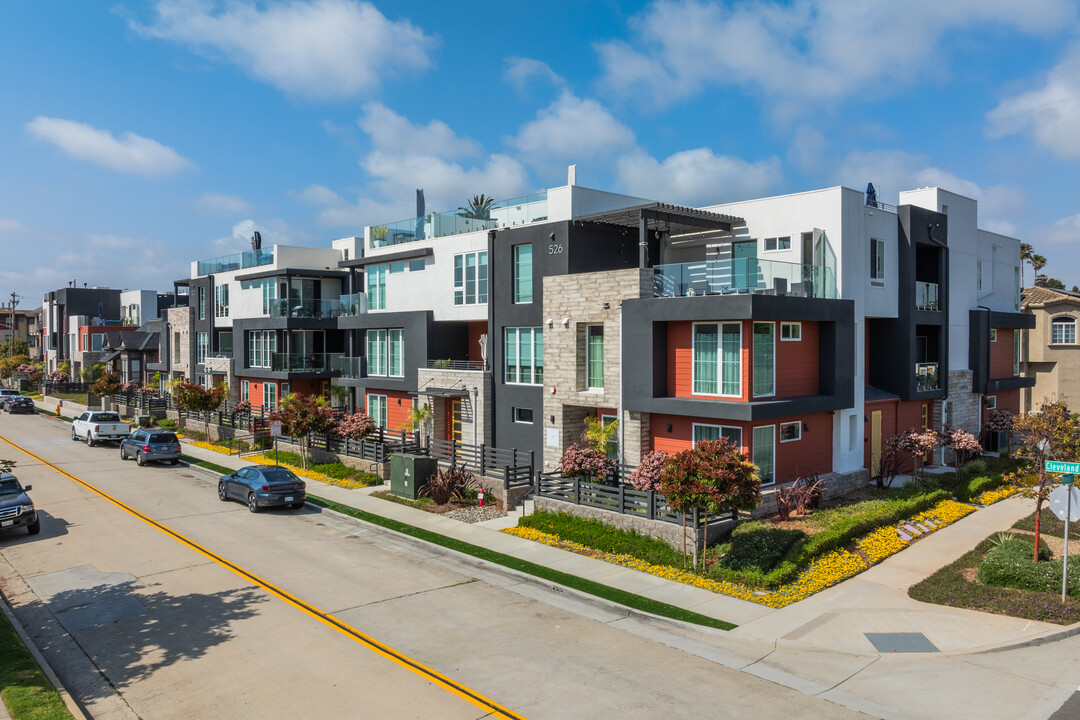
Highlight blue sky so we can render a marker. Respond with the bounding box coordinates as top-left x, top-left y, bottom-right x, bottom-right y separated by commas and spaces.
3, 0, 1080, 308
